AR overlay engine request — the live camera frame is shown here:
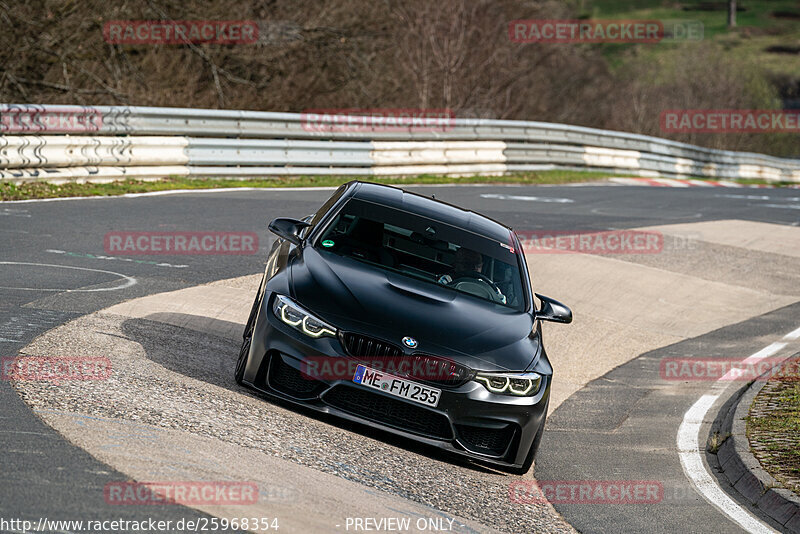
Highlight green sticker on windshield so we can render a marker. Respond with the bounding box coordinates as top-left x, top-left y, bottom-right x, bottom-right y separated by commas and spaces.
322, 239, 335, 248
